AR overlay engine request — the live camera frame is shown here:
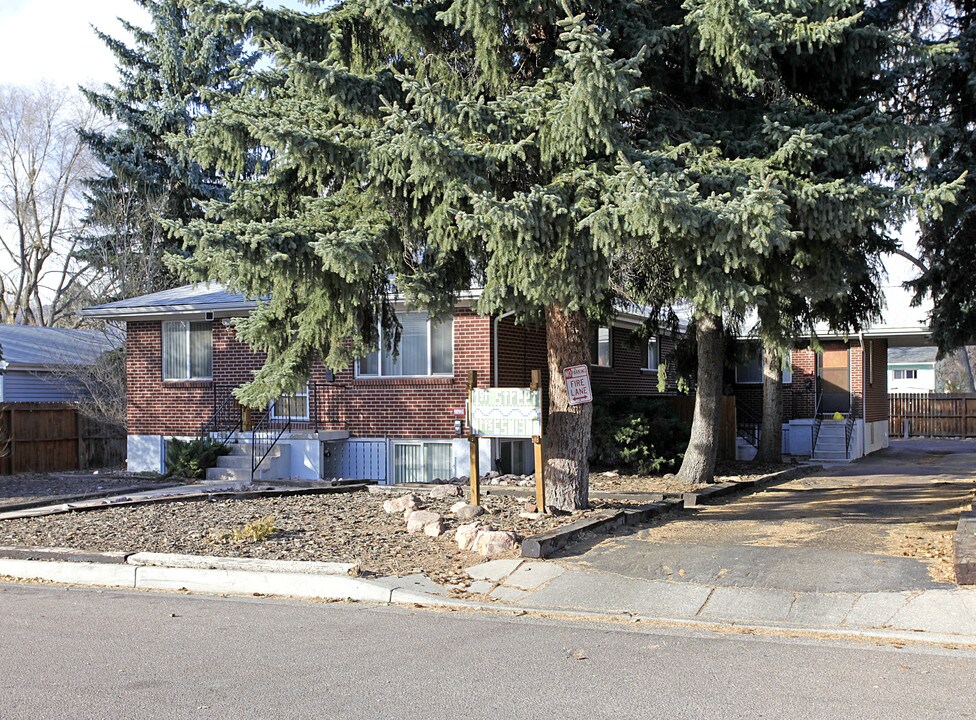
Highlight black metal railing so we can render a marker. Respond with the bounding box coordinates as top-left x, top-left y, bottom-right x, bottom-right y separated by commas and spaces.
811, 391, 824, 453
844, 412, 856, 458
199, 389, 241, 449
735, 402, 762, 449
251, 407, 291, 482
